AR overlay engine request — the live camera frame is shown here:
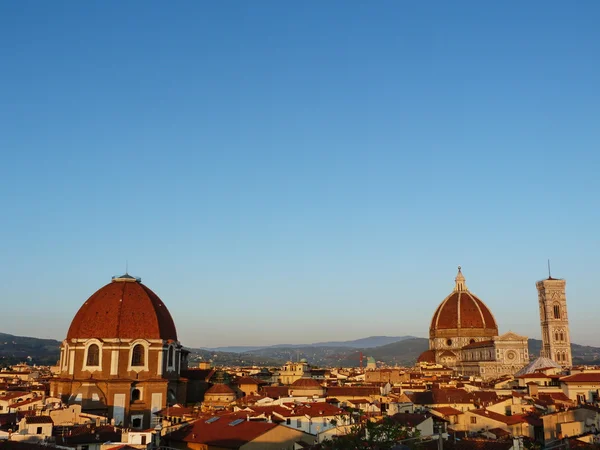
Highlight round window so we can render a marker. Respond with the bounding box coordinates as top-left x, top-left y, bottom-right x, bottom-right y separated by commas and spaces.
446, 339, 453, 346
